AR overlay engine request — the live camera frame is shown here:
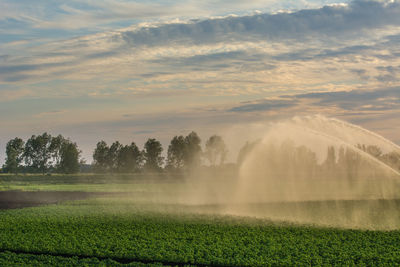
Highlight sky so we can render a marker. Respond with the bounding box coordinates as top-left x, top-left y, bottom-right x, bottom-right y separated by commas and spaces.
1, 0, 400, 164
